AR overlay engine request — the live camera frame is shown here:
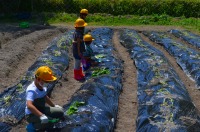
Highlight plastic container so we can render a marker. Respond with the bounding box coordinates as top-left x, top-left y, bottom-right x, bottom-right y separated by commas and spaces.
19, 22, 29, 28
